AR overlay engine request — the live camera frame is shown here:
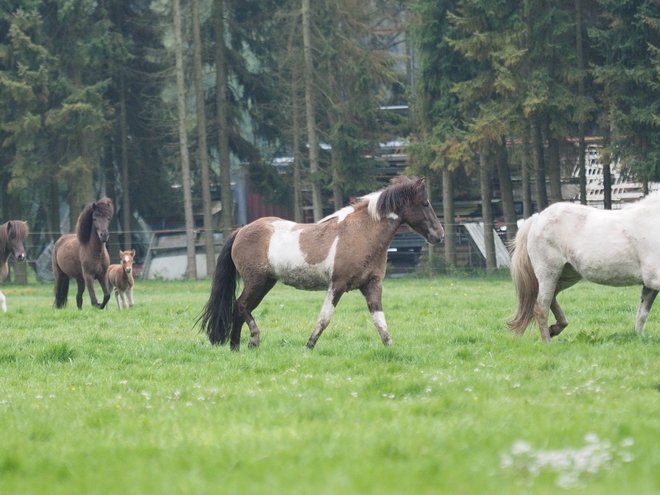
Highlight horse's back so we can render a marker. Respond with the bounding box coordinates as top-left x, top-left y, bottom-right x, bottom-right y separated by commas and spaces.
527, 201, 653, 286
